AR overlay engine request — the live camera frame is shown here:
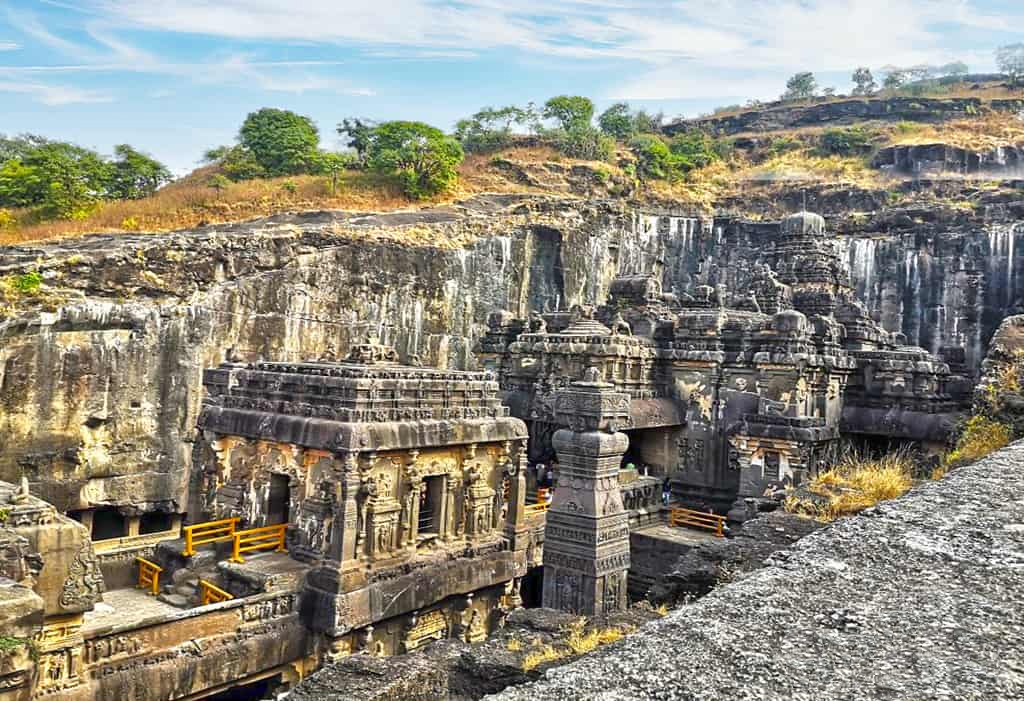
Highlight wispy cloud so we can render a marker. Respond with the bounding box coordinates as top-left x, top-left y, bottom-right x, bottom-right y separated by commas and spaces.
0, 79, 112, 105
0, 40, 19, 51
